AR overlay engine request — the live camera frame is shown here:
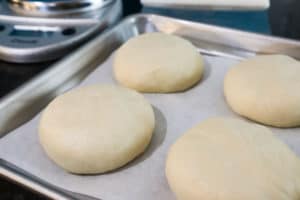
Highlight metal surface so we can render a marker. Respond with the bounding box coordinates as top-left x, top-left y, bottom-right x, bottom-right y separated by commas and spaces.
0, 159, 101, 200
1, 14, 300, 199
0, 0, 121, 63
141, 0, 270, 10
8, 0, 114, 17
